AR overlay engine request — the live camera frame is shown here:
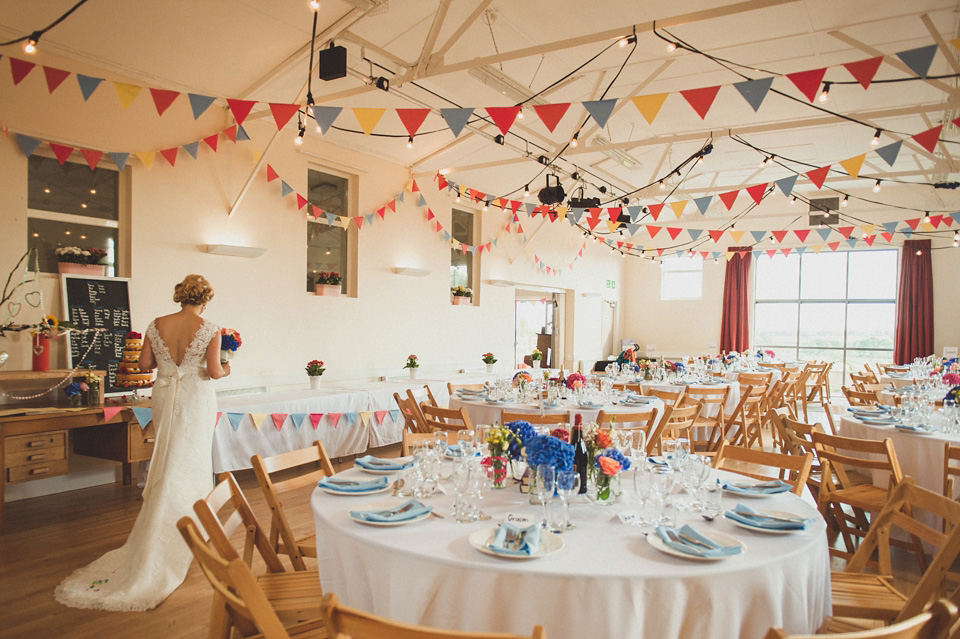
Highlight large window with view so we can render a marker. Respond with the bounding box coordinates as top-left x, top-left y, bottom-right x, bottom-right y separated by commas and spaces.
27, 155, 120, 275
753, 249, 899, 389
306, 168, 349, 294
660, 254, 702, 300
450, 208, 475, 304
